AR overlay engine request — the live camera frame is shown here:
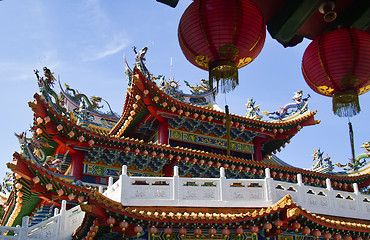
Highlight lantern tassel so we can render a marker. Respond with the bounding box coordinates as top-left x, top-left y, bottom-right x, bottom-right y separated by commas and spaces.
348, 120, 355, 163
225, 105, 231, 156
209, 60, 238, 93
332, 89, 360, 117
